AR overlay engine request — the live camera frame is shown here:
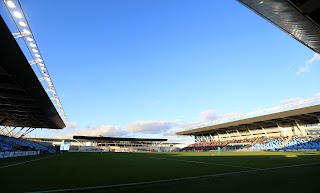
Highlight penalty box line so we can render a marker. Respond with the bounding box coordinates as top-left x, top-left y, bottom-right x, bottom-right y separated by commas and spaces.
0, 154, 58, 169
149, 156, 260, 170
25, 161, 320, 193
